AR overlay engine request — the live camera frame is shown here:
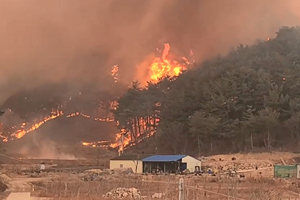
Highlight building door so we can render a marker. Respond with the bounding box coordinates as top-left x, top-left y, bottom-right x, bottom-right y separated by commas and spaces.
181, 163, 187, 171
